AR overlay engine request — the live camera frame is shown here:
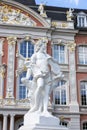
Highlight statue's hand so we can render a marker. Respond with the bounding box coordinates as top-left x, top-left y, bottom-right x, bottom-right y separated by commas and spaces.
21, 77, 27, 83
